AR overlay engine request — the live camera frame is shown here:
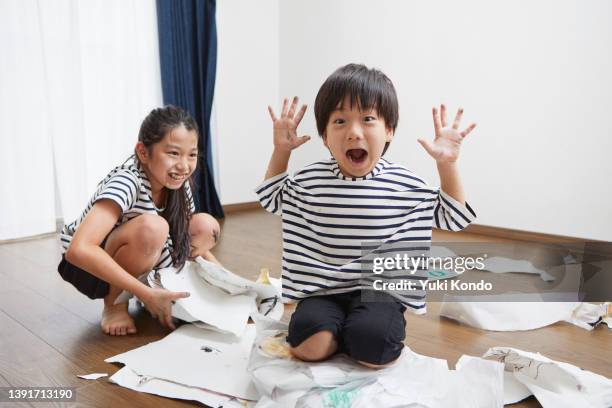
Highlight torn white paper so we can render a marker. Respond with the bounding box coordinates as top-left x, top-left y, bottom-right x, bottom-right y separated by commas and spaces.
106, 324, 259, 401
248, 315, 505, 408
484, 347, 612, 408
160, 263, 256, 337
77, 373, 108, 380
566, 302, 612, 331
109, 366, 231, 407
440, 300, 581, 331
440, 300, 611, 332
195, 258, 278, 300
